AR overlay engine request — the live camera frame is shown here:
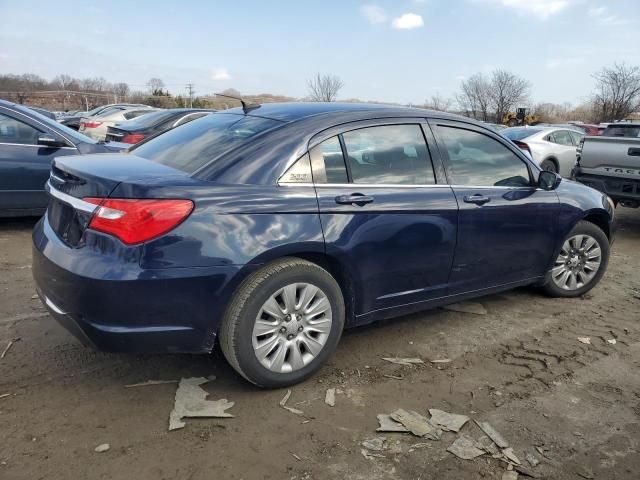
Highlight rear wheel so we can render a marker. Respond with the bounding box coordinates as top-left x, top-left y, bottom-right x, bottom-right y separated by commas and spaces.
540, 159, 557, 173
218, 258, 344, 388
542, 221, 609, 298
